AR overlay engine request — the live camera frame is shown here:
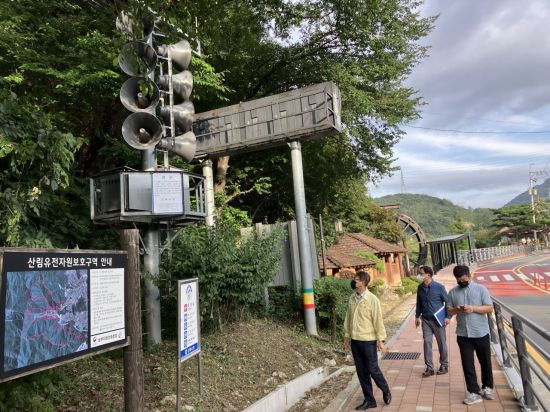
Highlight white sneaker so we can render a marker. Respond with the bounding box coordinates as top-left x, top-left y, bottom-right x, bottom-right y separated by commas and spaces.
482, 387, 495, 400
463, 392, 483, 405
